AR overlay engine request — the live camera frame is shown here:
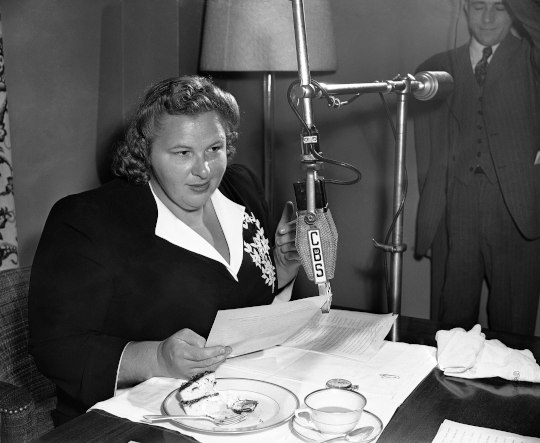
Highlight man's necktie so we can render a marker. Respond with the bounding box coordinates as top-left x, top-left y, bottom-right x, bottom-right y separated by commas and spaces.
474, 46, 493, 87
